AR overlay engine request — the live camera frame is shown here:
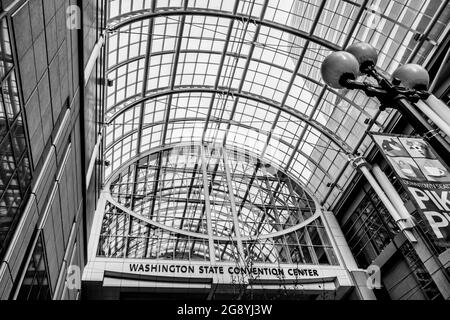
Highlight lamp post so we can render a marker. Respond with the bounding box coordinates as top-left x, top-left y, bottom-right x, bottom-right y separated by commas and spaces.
321, 42, 450, 161
322, 44, 450, 299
